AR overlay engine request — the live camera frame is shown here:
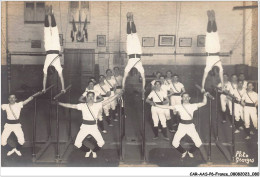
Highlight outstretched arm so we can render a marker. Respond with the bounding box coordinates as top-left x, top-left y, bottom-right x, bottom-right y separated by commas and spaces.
23, 96, 34, 106
197, 93, 208, 108
58, 102, 78, 109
